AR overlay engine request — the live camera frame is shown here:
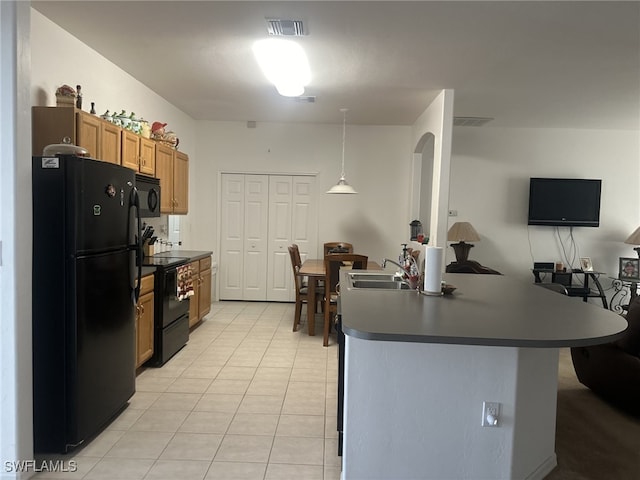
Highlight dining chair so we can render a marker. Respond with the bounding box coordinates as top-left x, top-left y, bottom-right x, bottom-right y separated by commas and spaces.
288, 244, 322, 332
323, 253, 368, 346
323, 242, 354, 256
